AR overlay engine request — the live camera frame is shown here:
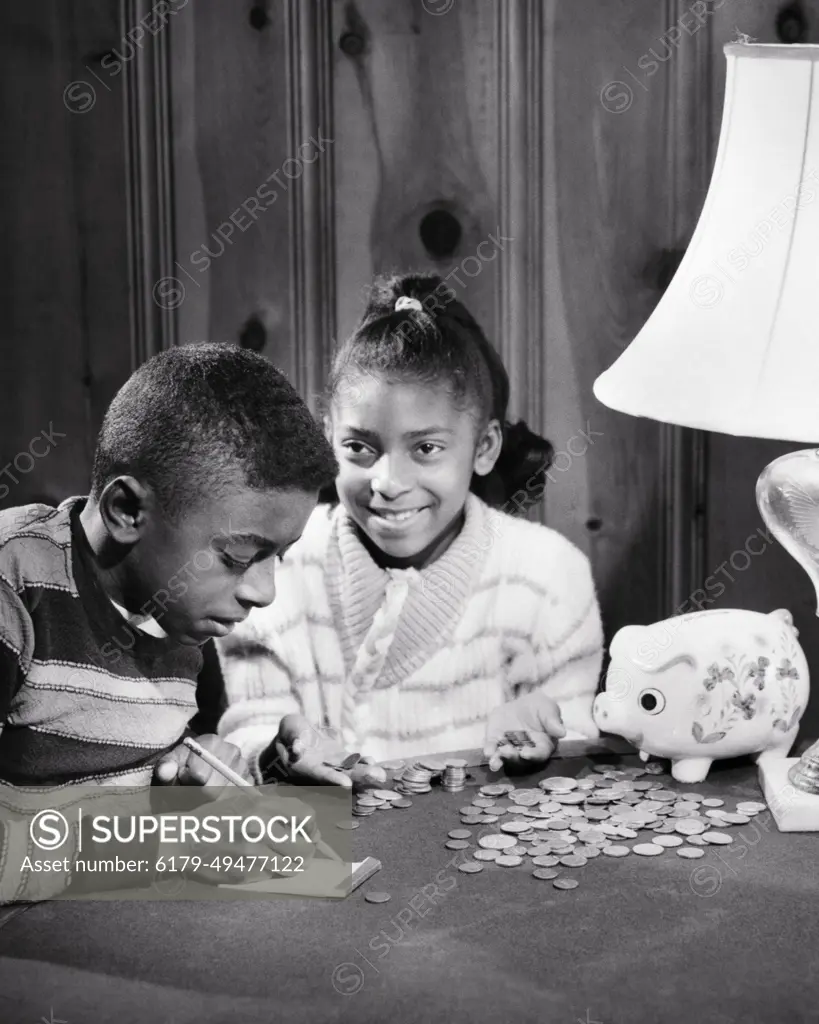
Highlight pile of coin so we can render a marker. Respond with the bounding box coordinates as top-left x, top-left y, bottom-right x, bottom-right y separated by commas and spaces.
441, 763, 768, 888
394, 758, 446, 795
442, 758, 468, 793
353, 789, 412, 816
